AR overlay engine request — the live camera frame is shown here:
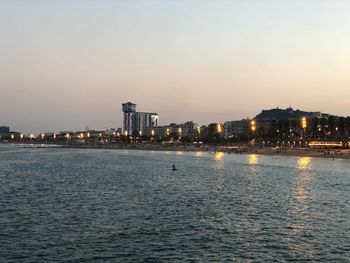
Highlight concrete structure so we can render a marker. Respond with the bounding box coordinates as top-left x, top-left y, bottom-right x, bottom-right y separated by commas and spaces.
143, 126, 169, 138
0, 126, 10, 134
122, 102, 158, 135
122, 102, 137, 135
133, 112, 158, 135
224, 120, 249, 139
0, 126, 20, 139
